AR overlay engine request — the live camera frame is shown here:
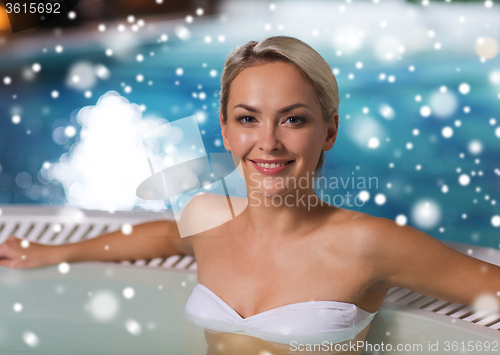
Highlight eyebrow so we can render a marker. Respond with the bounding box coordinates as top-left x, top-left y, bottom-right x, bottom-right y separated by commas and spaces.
232, 103, 309, 114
